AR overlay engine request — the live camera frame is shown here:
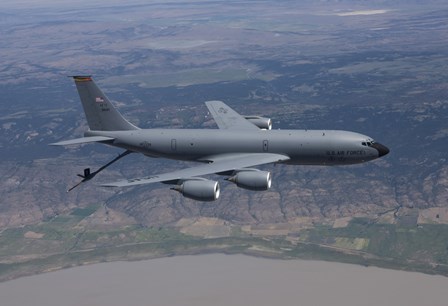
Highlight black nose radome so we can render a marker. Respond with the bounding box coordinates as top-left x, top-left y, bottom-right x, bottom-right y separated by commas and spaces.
372, 142, 390, 157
